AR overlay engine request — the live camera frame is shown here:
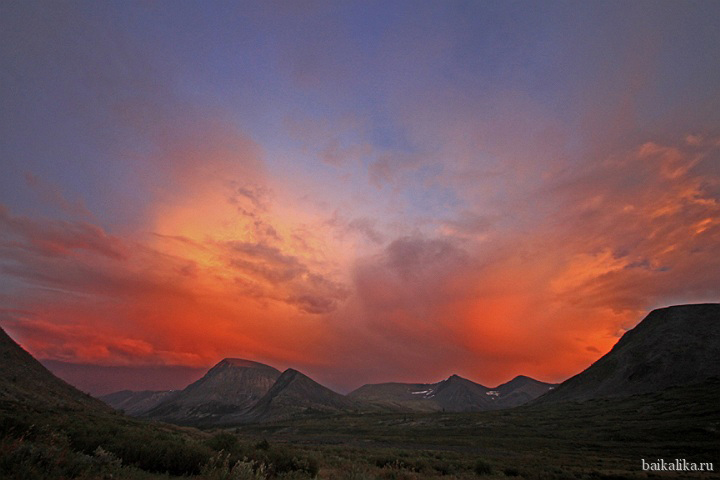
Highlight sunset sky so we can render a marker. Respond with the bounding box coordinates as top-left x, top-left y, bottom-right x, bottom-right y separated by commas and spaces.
1, 1, 719, 394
